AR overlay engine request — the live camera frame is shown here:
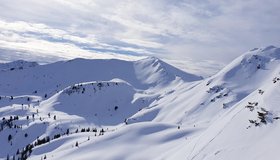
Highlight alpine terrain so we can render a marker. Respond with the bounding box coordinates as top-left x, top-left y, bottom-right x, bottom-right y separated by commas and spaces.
1, 45, 280, 160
